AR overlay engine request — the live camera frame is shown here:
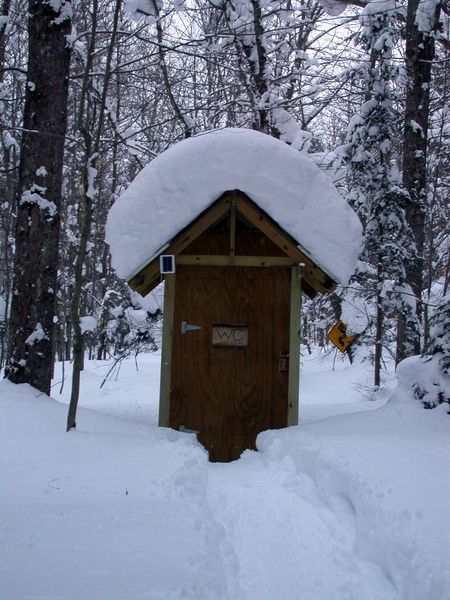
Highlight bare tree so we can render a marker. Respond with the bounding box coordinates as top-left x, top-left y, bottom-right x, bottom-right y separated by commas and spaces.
67, 0, 122, 430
